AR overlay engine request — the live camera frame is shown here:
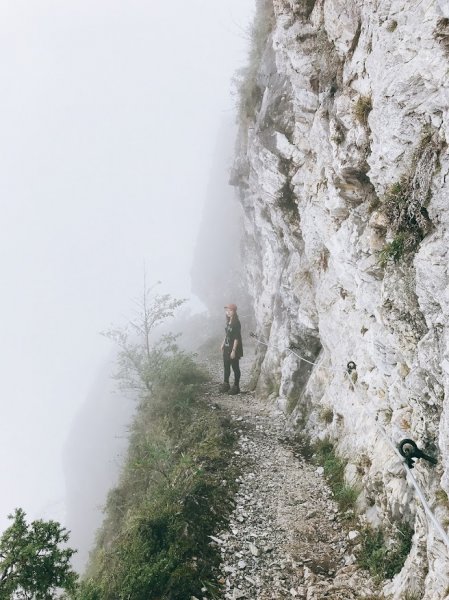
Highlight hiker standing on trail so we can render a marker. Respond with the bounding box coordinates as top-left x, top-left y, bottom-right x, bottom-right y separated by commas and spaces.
220, 303, 243, 395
